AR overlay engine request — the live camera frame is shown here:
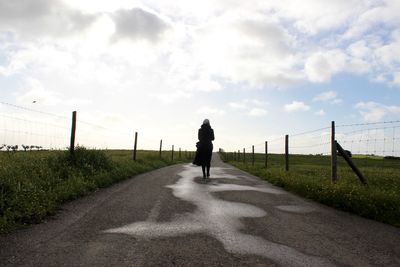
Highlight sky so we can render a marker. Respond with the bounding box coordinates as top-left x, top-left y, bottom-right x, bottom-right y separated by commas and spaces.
0, 0, 400, 153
